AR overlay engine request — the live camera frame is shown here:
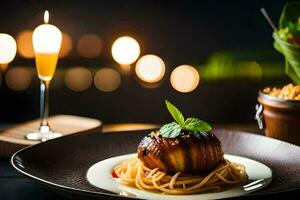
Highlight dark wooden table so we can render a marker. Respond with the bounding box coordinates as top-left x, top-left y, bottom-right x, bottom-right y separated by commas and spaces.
2, 123, 294, 200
